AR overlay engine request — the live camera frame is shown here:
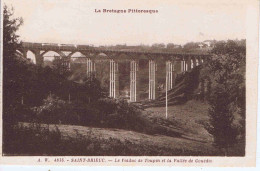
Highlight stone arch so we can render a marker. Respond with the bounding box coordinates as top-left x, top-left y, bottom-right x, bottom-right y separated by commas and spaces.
41, 50, 66, 61
96, 52, 110, 59
41, 50, 66, 58
68, 51, 86, 58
